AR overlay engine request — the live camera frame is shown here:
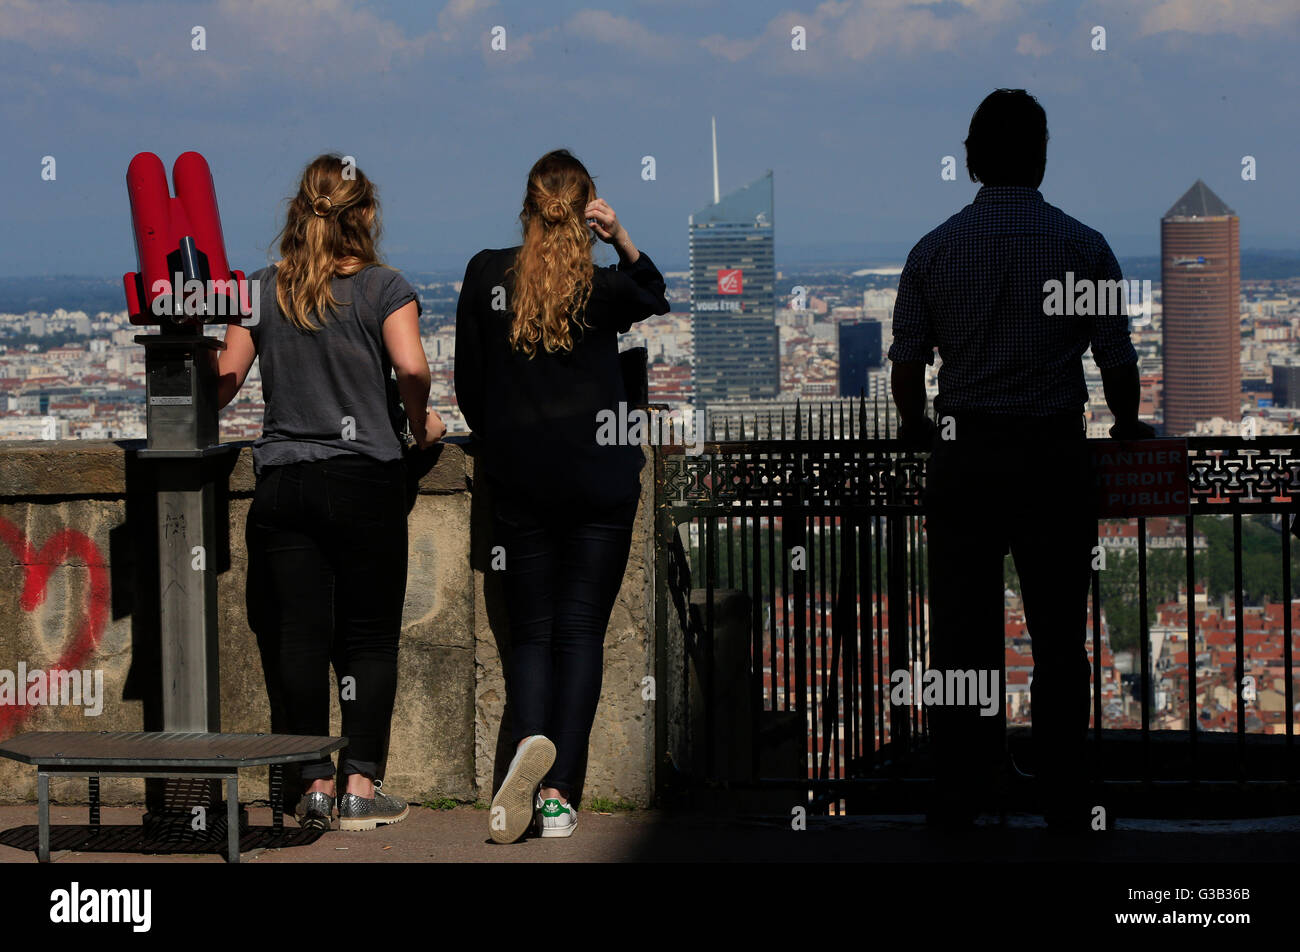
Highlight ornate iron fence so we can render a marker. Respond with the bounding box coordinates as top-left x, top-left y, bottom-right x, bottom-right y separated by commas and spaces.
652, 416, 1300, 812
